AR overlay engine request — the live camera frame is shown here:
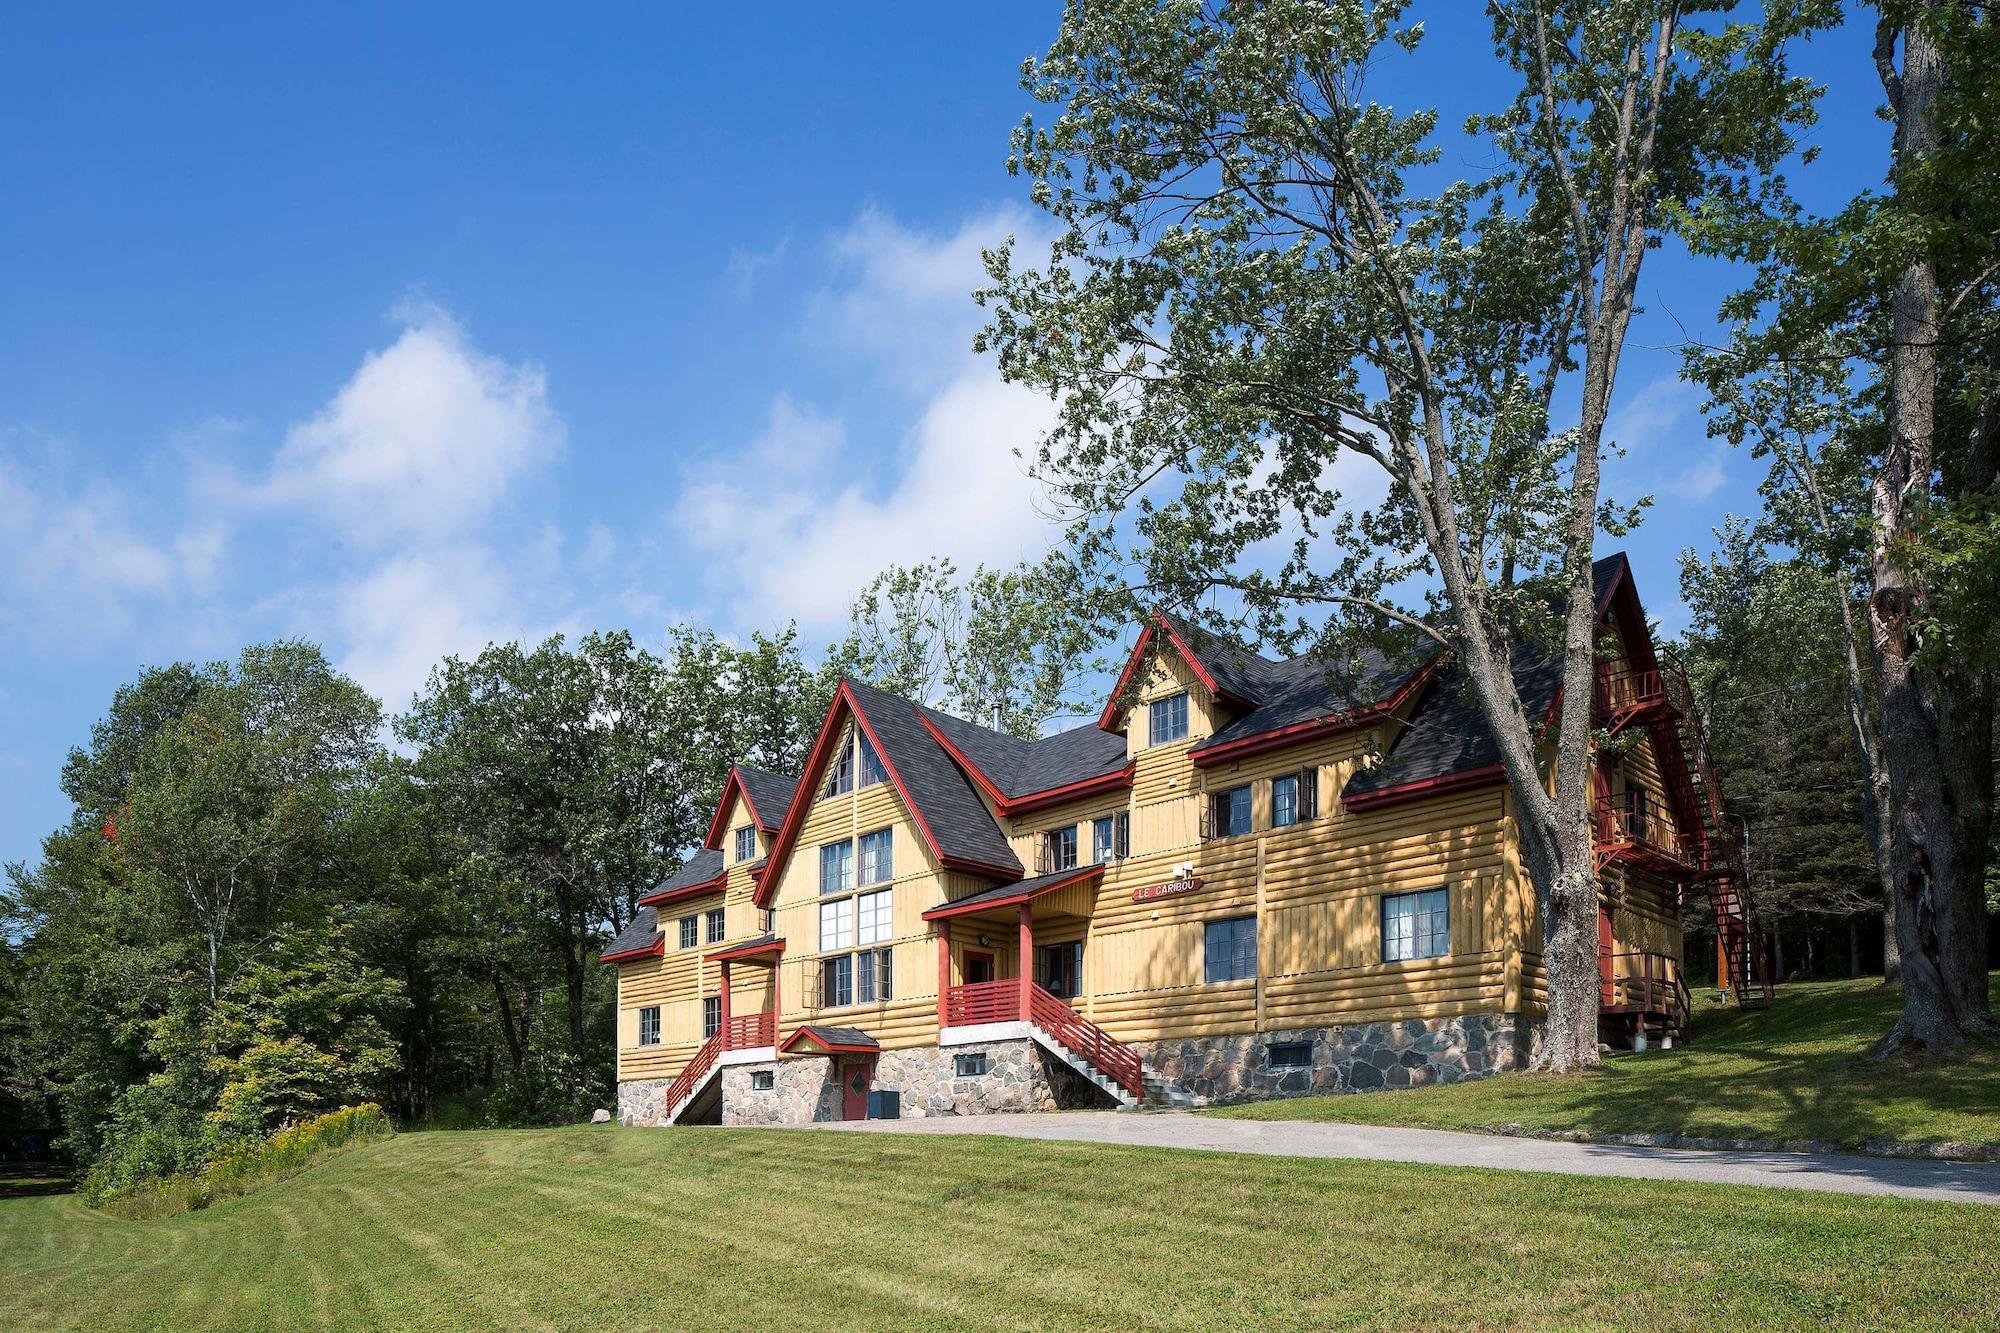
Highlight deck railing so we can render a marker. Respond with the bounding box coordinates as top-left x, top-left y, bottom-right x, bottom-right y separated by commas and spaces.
1593, 790, 1695, 868
942, 979, 1021, 1026
1603, 951, 1690, 1025
1595, 666, 1668, 721
724, 1011, 775, 1051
